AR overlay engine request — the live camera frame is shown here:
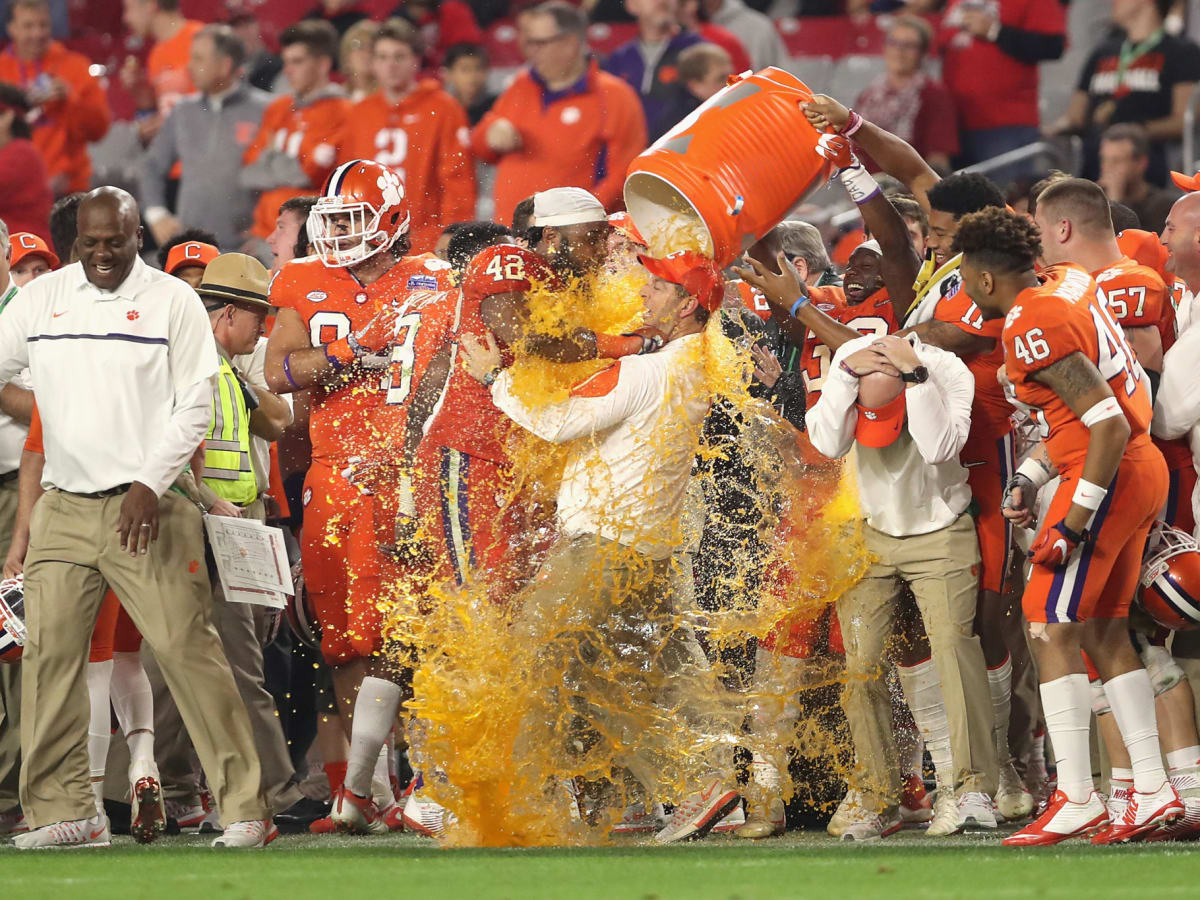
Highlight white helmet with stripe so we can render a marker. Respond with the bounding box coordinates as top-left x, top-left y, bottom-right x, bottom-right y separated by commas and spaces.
1138, 522, 1200, 631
